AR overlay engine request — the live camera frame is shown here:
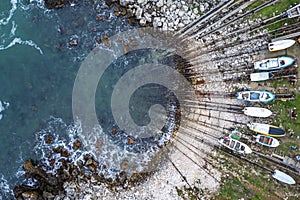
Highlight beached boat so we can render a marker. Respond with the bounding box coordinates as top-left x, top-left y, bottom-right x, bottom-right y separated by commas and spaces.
236, 91, 275, 103
250, 72, 274, 82
218, 136, 252, 154
243, 107, 272, 118
272, 170, 296, 185
255, 135, 280, 148
229, 130, 242, 140
247, 122, 286, 137
286, 4, 300, 18
268, 40, 296, 52
254, 56, 295, 71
